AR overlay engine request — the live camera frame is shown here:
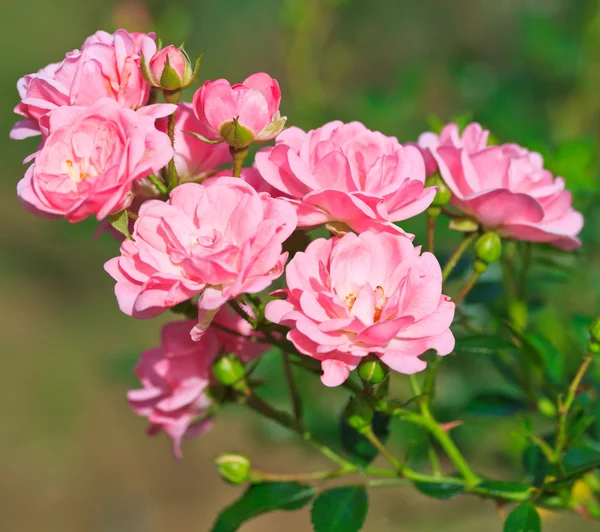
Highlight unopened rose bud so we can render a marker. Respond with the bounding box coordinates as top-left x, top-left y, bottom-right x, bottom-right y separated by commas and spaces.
212, 353, 246, 390
214, 453, 251, 485
142, 43, 201, 93
357, 355, 389, 385
425, 174, 452, 208
343, 397, 374, 434
474, 231, 502, 265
